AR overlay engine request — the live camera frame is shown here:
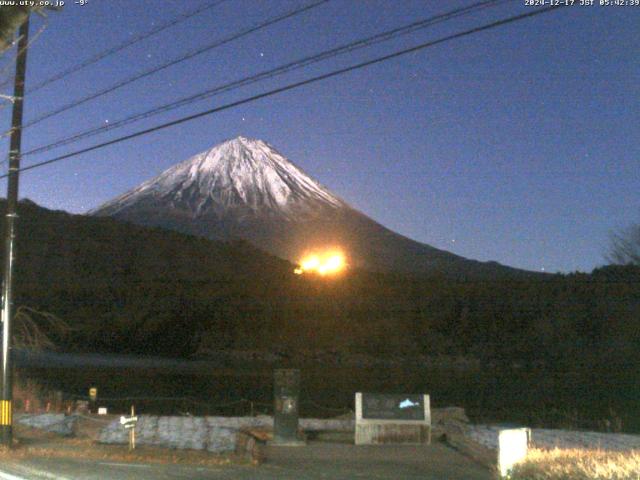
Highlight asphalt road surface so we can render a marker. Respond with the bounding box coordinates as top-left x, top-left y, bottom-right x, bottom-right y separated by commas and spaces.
0, 443, 493, 479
